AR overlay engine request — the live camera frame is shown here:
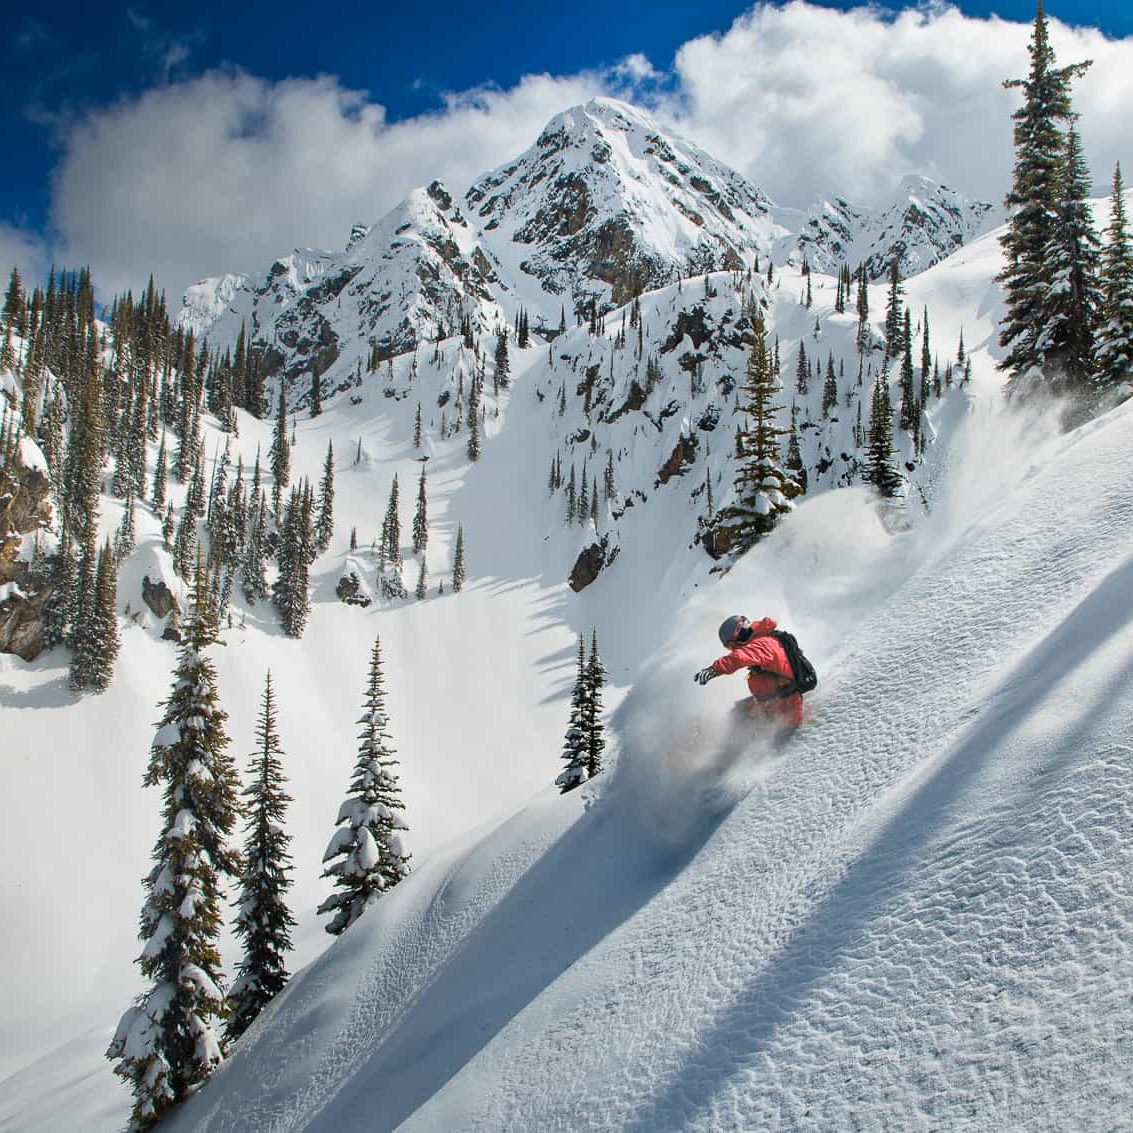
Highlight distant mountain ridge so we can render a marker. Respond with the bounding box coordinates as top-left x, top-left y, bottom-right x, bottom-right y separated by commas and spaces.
177, 98, 992, 391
